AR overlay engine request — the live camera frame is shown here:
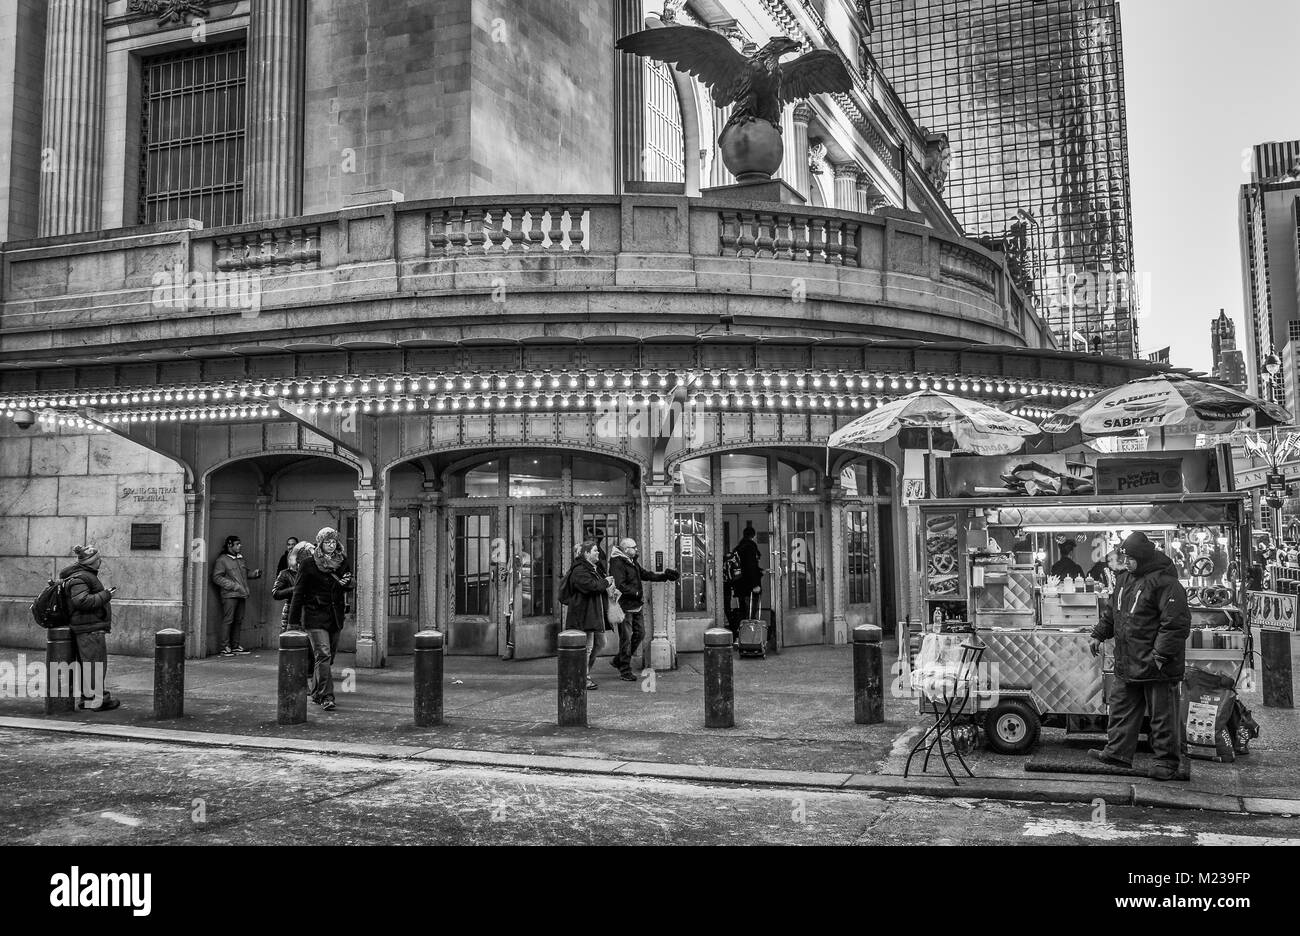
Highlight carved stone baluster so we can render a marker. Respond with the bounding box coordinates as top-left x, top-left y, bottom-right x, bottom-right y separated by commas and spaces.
736, 212, 757, 258
260, 230, 276, 269
791, 217, 810, 262
841, 222, 860, 266
809, 218, 828, 263
485, 210, 508, 252
467, 208, 490, 253
448, 209, 469, 255
215, 239, 234, 272
547, 205, 566, 250
303, 228, 320, 266
719, 212, 739, 255
568, 207, 586, 250
772, 215, 793, 260
754, 212, 775, 258
428, 211, 450, 256
525, 207, 546, 250
824, 220, 844, 266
